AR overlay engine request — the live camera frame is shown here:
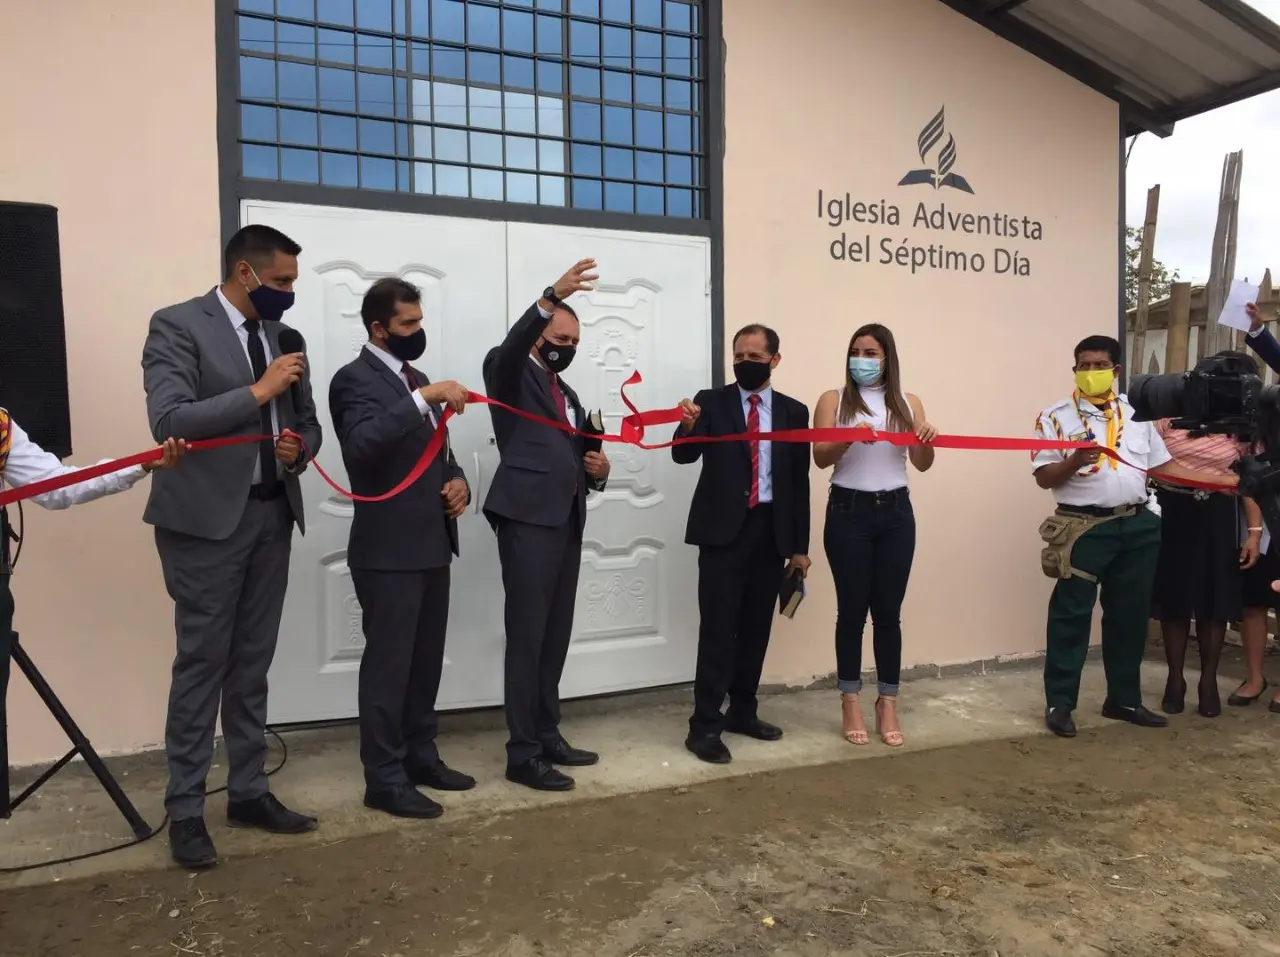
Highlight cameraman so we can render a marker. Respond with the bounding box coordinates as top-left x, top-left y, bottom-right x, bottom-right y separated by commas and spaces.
0, 411, 186, 706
